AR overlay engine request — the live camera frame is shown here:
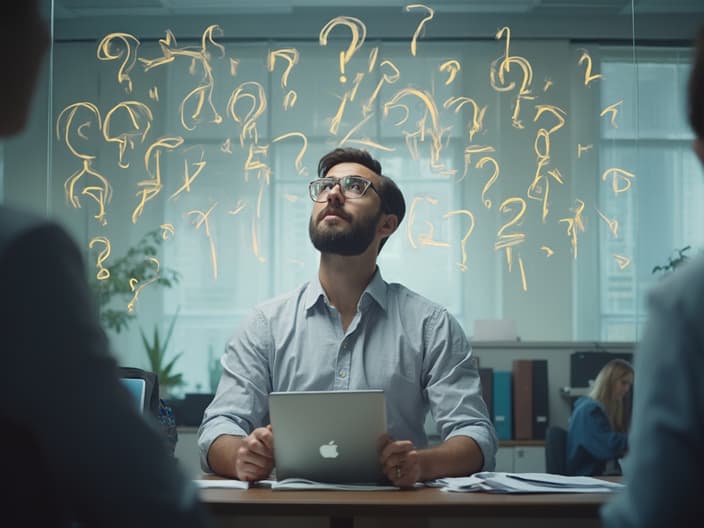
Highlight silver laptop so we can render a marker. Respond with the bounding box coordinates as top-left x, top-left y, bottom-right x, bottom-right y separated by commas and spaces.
269, 390, 387, 484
